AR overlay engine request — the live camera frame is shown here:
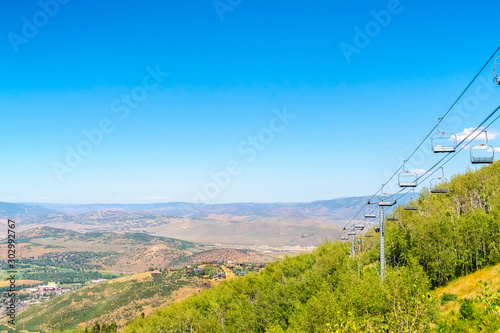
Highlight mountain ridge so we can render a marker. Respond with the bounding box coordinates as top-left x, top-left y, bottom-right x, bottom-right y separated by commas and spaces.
17, 195, 397, 220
